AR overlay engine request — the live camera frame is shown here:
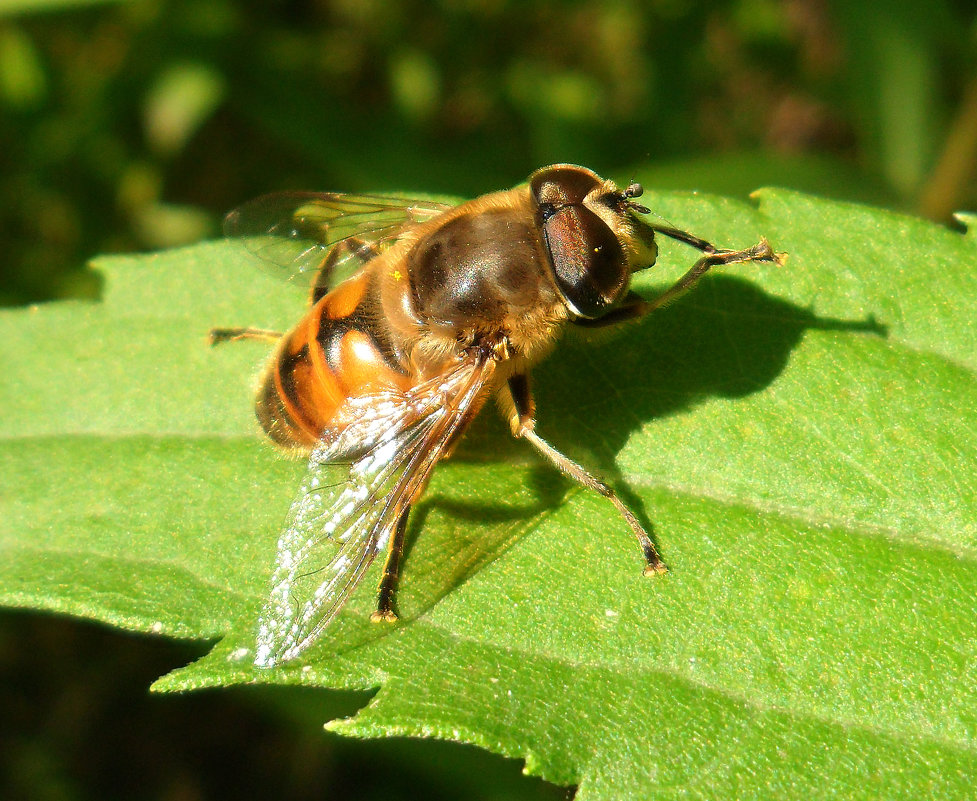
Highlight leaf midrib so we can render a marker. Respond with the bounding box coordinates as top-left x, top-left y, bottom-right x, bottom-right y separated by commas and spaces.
7, 432, 973, 563
625, 474, 977, 561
